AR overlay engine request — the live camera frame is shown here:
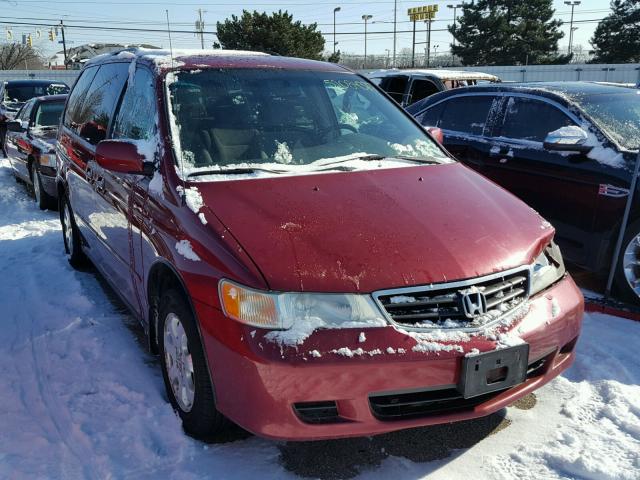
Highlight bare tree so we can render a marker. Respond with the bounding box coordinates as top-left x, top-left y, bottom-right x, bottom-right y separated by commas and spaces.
0, 43, 43, 70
